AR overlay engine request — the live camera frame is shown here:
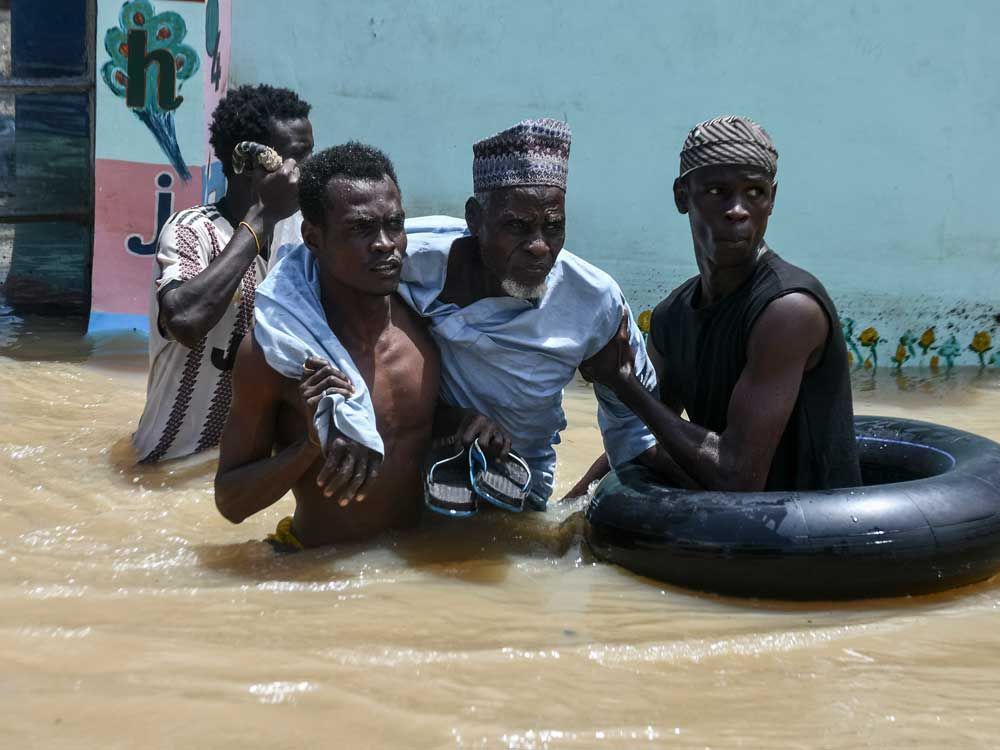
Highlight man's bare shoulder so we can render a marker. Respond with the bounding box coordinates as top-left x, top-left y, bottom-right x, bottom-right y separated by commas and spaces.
234, 333, 290, 394
749, 292, 829, 366
759, 292, 828, 336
